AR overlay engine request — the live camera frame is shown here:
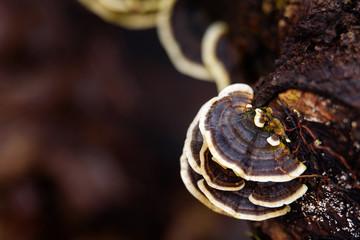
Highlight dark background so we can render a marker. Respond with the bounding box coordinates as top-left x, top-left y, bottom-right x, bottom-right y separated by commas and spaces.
0, 0, 250, 239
